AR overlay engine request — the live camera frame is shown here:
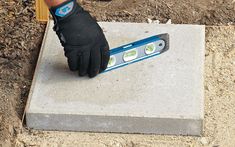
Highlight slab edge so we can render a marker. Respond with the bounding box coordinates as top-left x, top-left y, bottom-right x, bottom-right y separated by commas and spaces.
26, 112, 203, 136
